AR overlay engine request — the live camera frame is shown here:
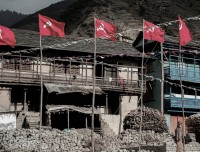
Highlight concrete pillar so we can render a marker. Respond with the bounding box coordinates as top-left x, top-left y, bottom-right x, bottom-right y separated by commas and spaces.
0, 87, 11, 110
